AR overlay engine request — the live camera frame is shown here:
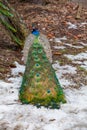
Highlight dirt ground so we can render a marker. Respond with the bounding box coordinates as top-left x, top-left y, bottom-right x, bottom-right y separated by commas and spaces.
0, 0, 87, 82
